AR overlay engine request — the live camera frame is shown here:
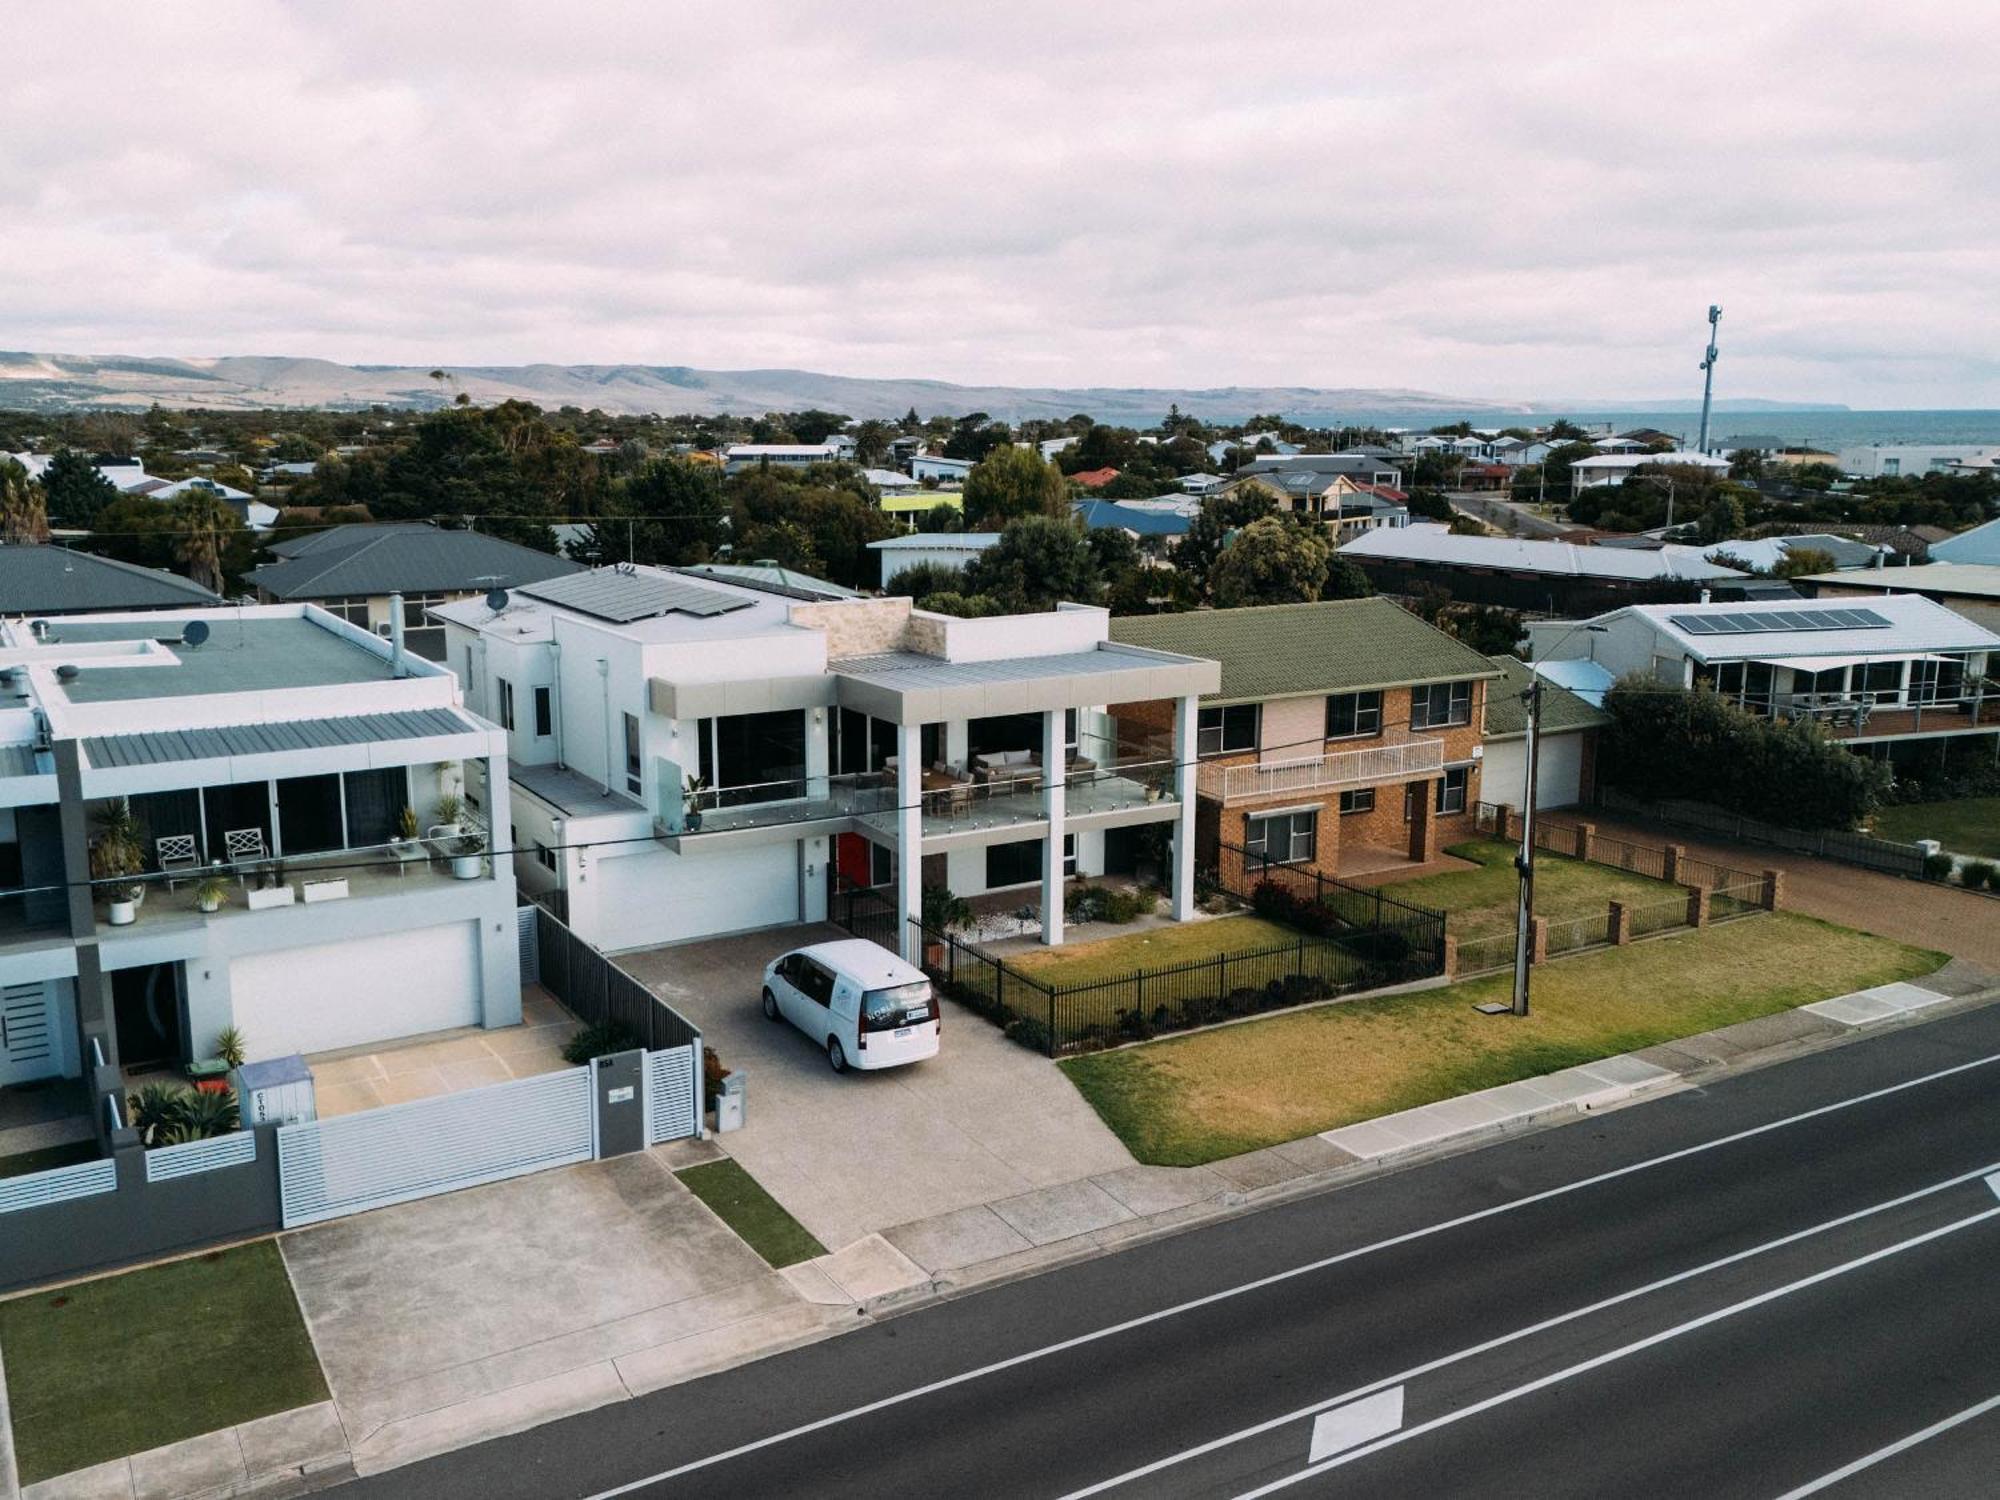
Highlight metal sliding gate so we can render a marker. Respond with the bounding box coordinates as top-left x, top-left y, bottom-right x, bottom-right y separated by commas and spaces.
644, 1045, 700, 1145
277, 1066, 595, 1228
